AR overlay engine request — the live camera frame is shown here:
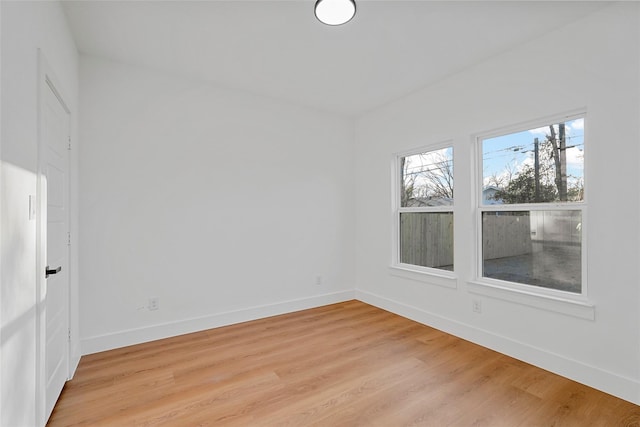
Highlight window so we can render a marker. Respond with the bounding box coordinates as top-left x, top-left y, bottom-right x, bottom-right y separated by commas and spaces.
478, 114, 585, 295
394, 145, 454, 273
